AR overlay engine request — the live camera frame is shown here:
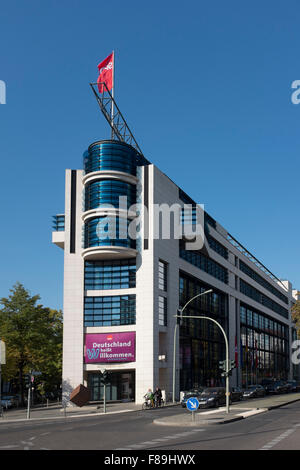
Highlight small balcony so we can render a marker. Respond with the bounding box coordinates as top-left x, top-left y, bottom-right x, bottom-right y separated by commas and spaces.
52, 214, 65, 249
